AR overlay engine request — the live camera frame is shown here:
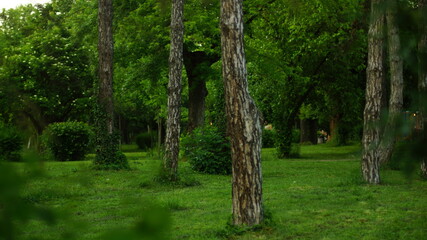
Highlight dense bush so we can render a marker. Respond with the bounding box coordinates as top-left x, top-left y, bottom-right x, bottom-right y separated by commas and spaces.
262, 128, 276, 148
42, 122, 93, 161
0, 124, 23, 161
135, 131, 158, 150
181, 126, 231, 175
